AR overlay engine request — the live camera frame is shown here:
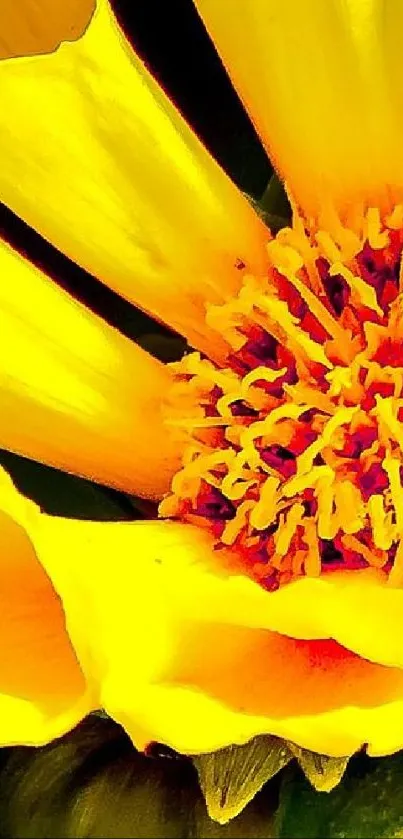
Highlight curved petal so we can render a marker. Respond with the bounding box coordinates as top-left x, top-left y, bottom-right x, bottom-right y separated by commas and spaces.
0, 468, 92, 745
0, 0, 95, 59
0, 237, 181, 498
194, 0, 403, 222
243, 569, 403, 673
28, 506, 403, 758
123, 638, 403, 759
0, 0, 268, 358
